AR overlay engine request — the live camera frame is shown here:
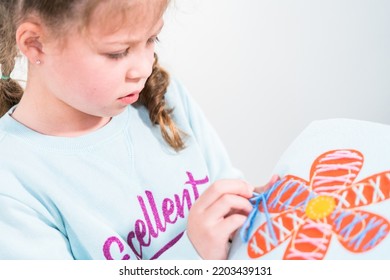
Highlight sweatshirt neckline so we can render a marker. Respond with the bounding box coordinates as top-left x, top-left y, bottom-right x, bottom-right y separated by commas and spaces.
0, 106, 130, 151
